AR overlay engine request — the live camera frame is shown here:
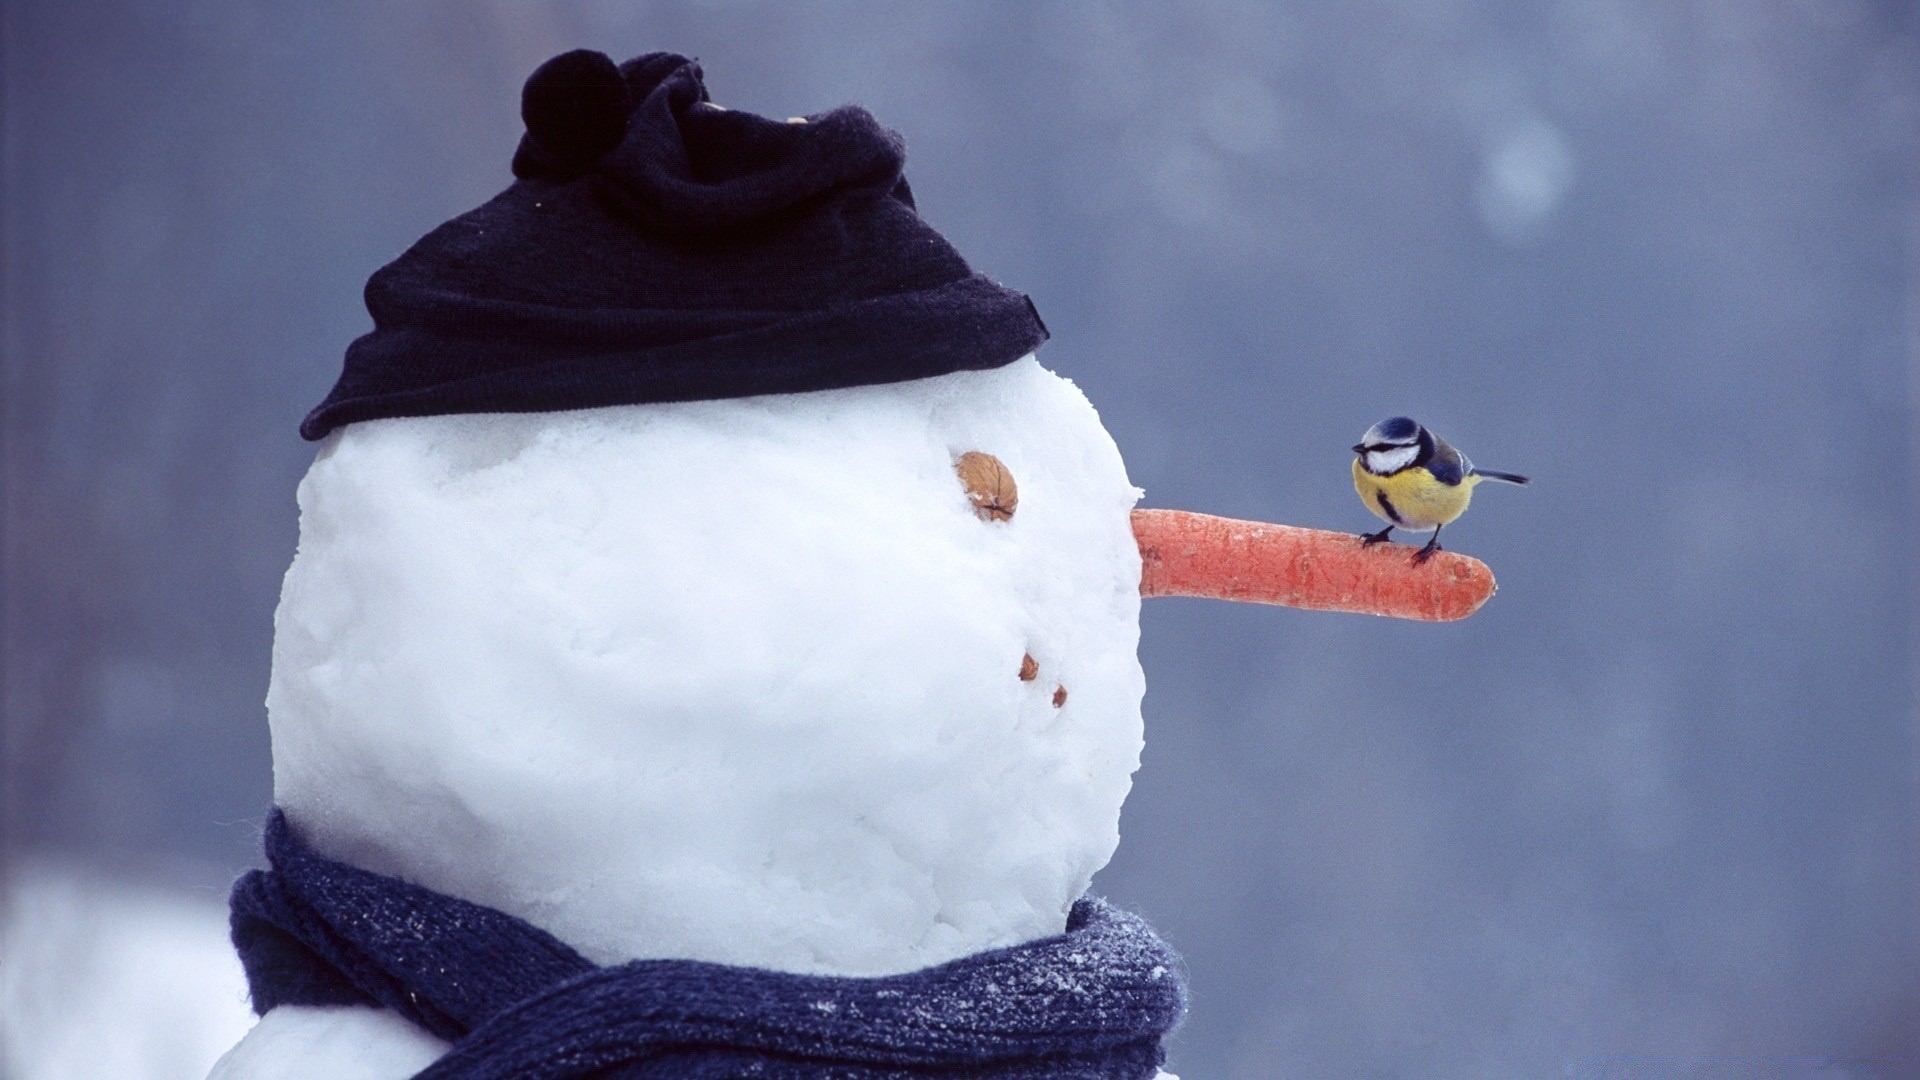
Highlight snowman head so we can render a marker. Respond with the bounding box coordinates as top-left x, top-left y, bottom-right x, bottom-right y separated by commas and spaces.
270, 356, 1143, 974
268, 51, 1114, 973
